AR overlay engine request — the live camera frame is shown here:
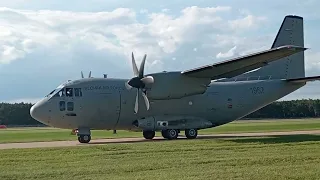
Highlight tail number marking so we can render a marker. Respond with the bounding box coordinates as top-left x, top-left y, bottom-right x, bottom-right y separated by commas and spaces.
250, 87, 264, 94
